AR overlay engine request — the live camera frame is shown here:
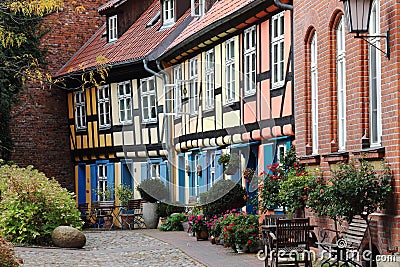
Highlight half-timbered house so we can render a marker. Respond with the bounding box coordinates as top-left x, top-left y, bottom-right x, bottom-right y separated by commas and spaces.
159, 0, 294, 210
56, 0, 192, 205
